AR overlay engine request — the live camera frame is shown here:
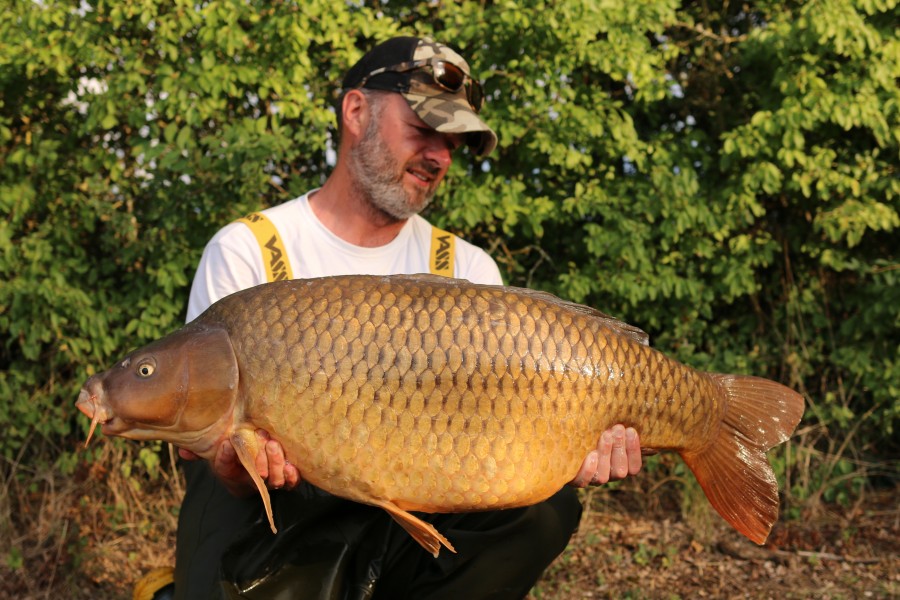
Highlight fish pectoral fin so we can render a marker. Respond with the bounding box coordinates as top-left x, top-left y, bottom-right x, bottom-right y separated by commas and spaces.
230, 428, 277, 534
372, 499, 455, 558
